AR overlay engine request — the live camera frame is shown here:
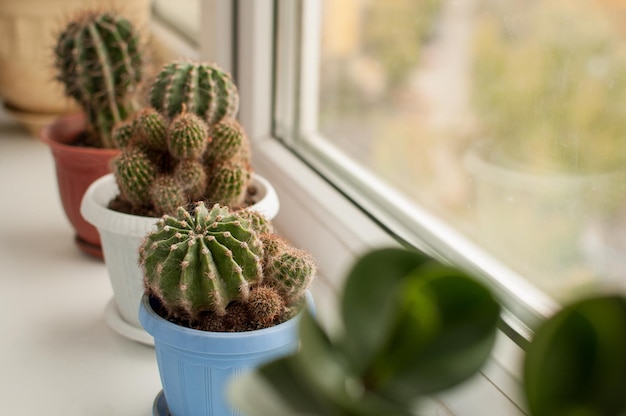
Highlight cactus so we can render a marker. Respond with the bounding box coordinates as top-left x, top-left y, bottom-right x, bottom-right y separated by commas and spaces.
141, 202, 265, 317
133, 108, 168, 150
174, 159, 207, 200
247, 286, 285, 327
206, 118, 246, 163
167, 112, 209, 160
206, 161, 249, 207
262, 235, 316, 303
112, 145, 158, 207
149, 61, 239, 126
54, 10, 143, 148
237, 210, 274, 235
149, 175, 187, 215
